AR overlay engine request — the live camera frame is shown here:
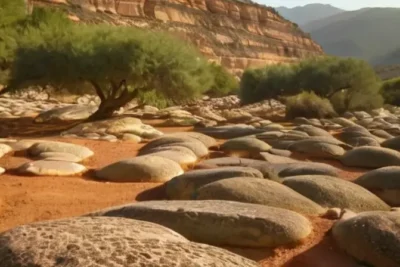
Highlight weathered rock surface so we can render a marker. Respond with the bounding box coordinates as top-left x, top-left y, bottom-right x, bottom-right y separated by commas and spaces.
288, 140, 345, 159
283, 175, 390, 212
382, 136, 400, 150
28, 141, 94, 160
196, 125, 265, 139
0, 144, 12, 158
220, 137, 271, 155
95, 155, 184, 182
0, 216, 259, 267
34, 105, 97, 122
355, 166, 400, 206
260, 152, 299, 164
17, 160, 87, 176
89, 200, 312, 248
332, 211, 400, 267
37, 152, 83, 162
340, 146, 400, 168
166, 167, 264, 200
195, 178, 326, 215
